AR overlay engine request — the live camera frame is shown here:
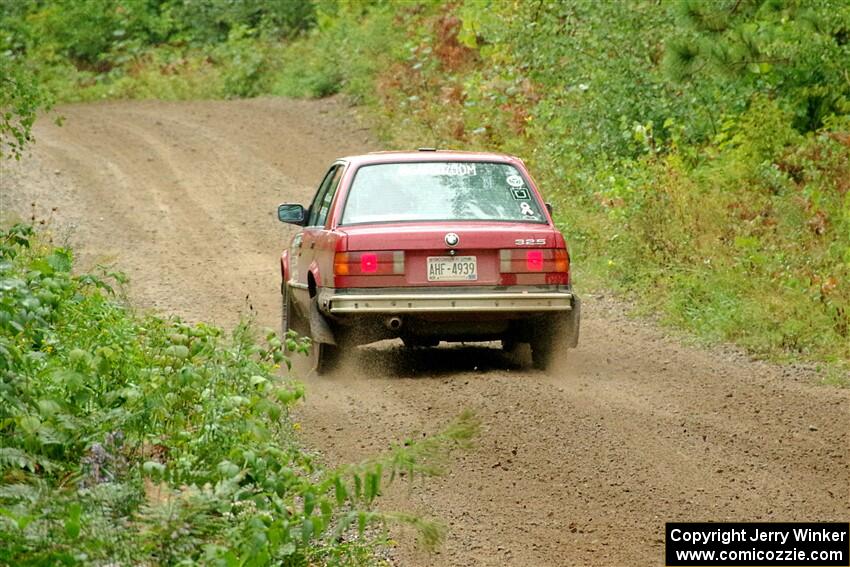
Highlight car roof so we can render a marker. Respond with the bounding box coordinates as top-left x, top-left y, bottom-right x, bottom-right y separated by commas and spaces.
338, 150, 525, 167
